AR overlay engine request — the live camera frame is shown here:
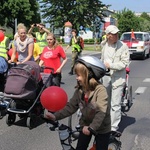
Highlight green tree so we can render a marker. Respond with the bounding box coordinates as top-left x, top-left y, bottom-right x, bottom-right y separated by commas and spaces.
140, 12, 150, 21
38, 0, 108, 33
114, 9, 140, 34
0, 0, 41, 34
139, 12, 150, 31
